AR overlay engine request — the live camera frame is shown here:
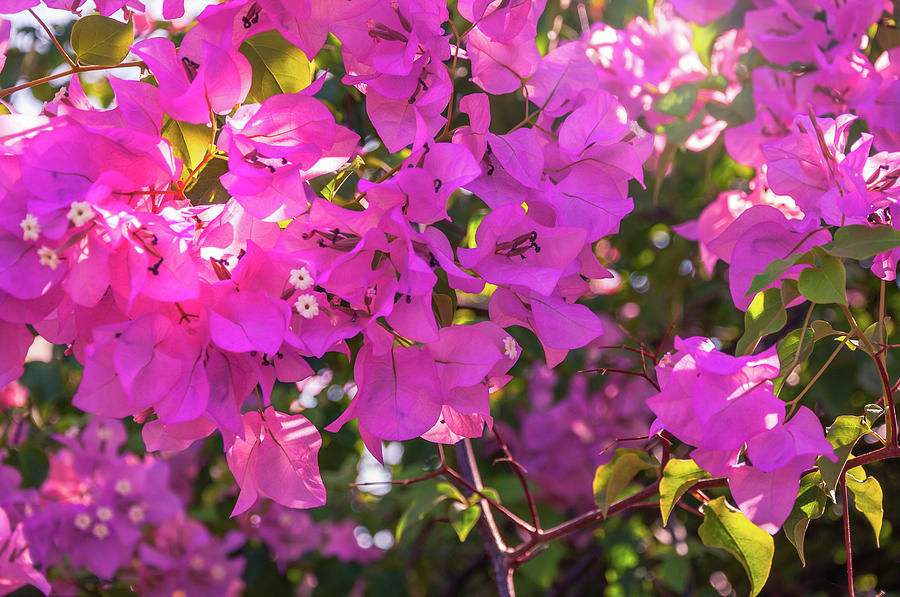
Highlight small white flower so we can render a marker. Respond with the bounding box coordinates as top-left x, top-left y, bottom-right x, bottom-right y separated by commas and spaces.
74, 513, 92, 531
128, 504, 145, 524
37, 246, 60, 270
114, 479, 132, 496
91, 522, 110, 540
20, 214, 40, 241
294, 293, 320, 319
95, 506, 113, 522
67, 201, 95, 227
503, 336, 519, 360
288, 266, 314, 290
